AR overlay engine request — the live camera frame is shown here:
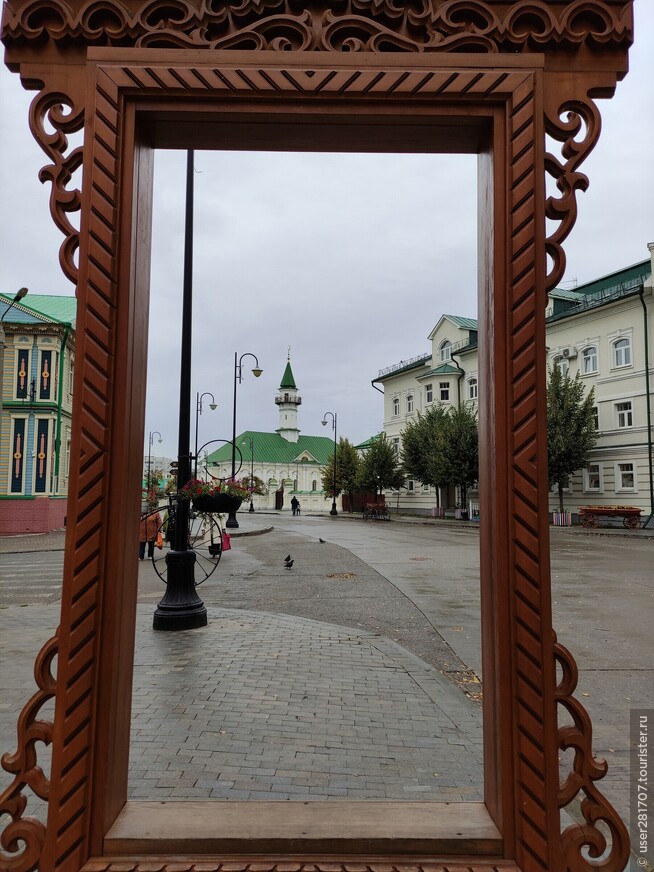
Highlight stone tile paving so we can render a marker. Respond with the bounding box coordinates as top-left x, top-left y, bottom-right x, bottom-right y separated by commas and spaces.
129, 605, 483, 801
